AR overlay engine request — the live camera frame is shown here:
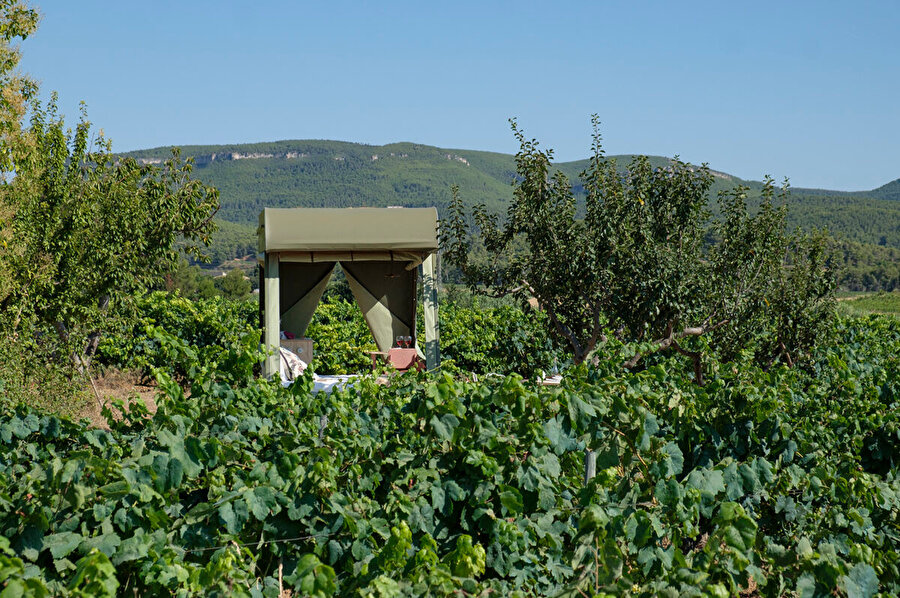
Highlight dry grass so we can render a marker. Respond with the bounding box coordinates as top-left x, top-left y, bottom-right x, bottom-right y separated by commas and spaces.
740, 575, 760, 597
80, 368, 159, 428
